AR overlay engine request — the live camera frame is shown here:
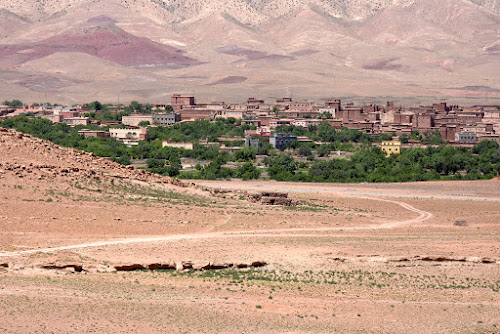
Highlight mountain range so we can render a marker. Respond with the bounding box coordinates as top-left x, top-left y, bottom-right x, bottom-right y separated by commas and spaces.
0, 0, 498, 105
